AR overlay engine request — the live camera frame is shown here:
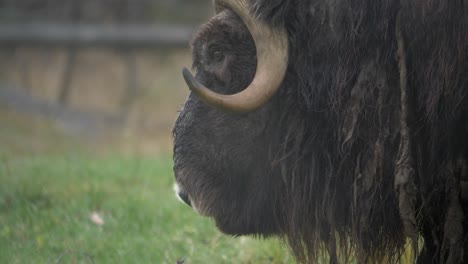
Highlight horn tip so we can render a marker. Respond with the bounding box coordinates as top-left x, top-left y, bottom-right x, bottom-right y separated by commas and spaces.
182, 67, 191, 80
182, 67, 196, 91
